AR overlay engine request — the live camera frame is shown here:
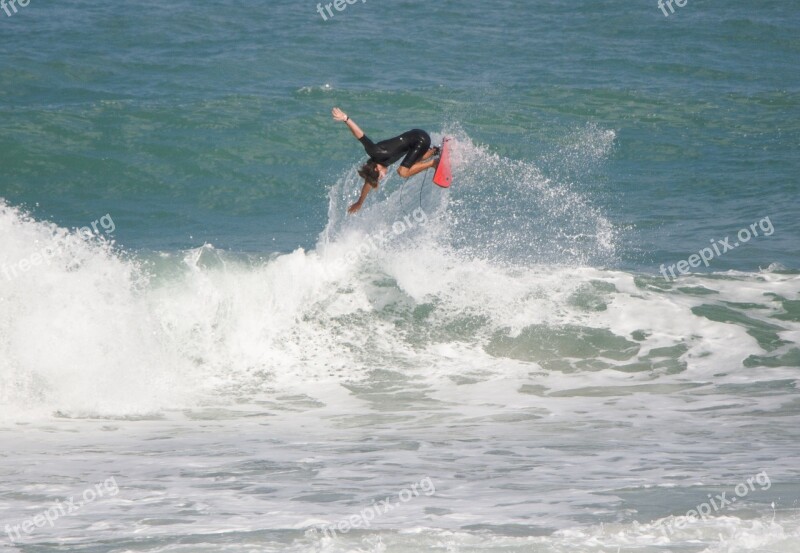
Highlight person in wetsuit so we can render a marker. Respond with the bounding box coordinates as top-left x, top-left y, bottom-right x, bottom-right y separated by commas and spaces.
332, 107, 439, 214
